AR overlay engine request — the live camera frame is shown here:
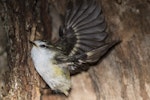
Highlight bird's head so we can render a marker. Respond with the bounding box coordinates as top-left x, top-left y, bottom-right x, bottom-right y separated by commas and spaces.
30, 40, 54, 50
30, 40, 58, 61
30, 40, 62, 56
